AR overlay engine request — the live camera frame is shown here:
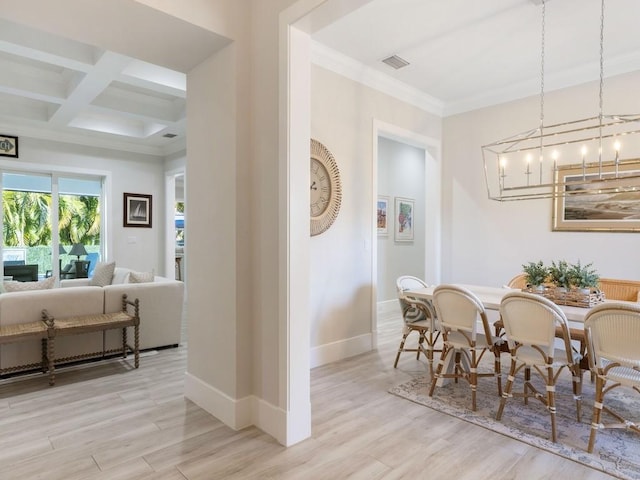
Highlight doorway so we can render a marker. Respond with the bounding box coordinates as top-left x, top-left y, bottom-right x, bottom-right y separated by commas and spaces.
372, 121, 442, 342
